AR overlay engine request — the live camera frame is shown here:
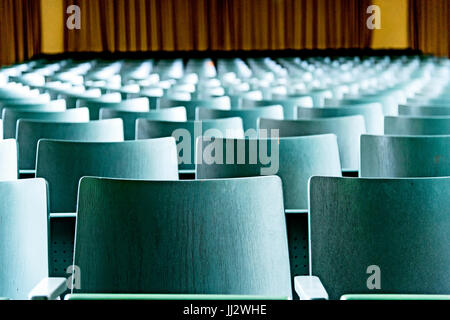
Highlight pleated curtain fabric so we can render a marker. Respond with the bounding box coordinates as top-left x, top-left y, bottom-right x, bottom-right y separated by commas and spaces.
409, 0, 450, 57
0, 0, 41, 66
63, 0, 373, 52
